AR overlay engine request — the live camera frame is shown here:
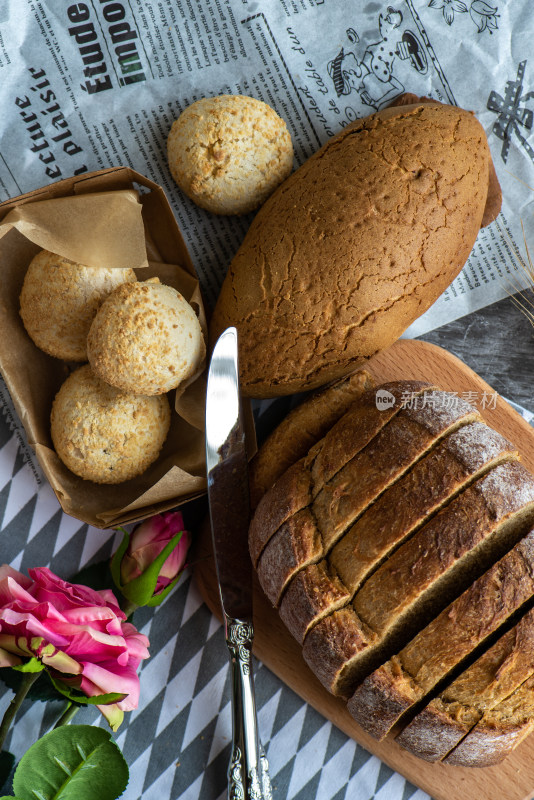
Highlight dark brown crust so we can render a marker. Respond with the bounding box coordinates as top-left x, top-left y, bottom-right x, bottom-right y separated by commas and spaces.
256, 391, 479, 617
396, 701, 474, 762
314, 394, 479, 549
397, 604, 534, 761
302, 606, 375, 693
348, 522, 534, 740
445, 721, 530, 768
249, 369, 374, 510
482, 157, 502, 227
248, 459, 312, 566
346, 657, 416, 739
445, 672, 534, 767
277, 422, 517, 657
331, 421, 517, 593
311, 381, 433, 491
278, 561, 351, 643
256, 509, 320, 605
353, 461, 534, 637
